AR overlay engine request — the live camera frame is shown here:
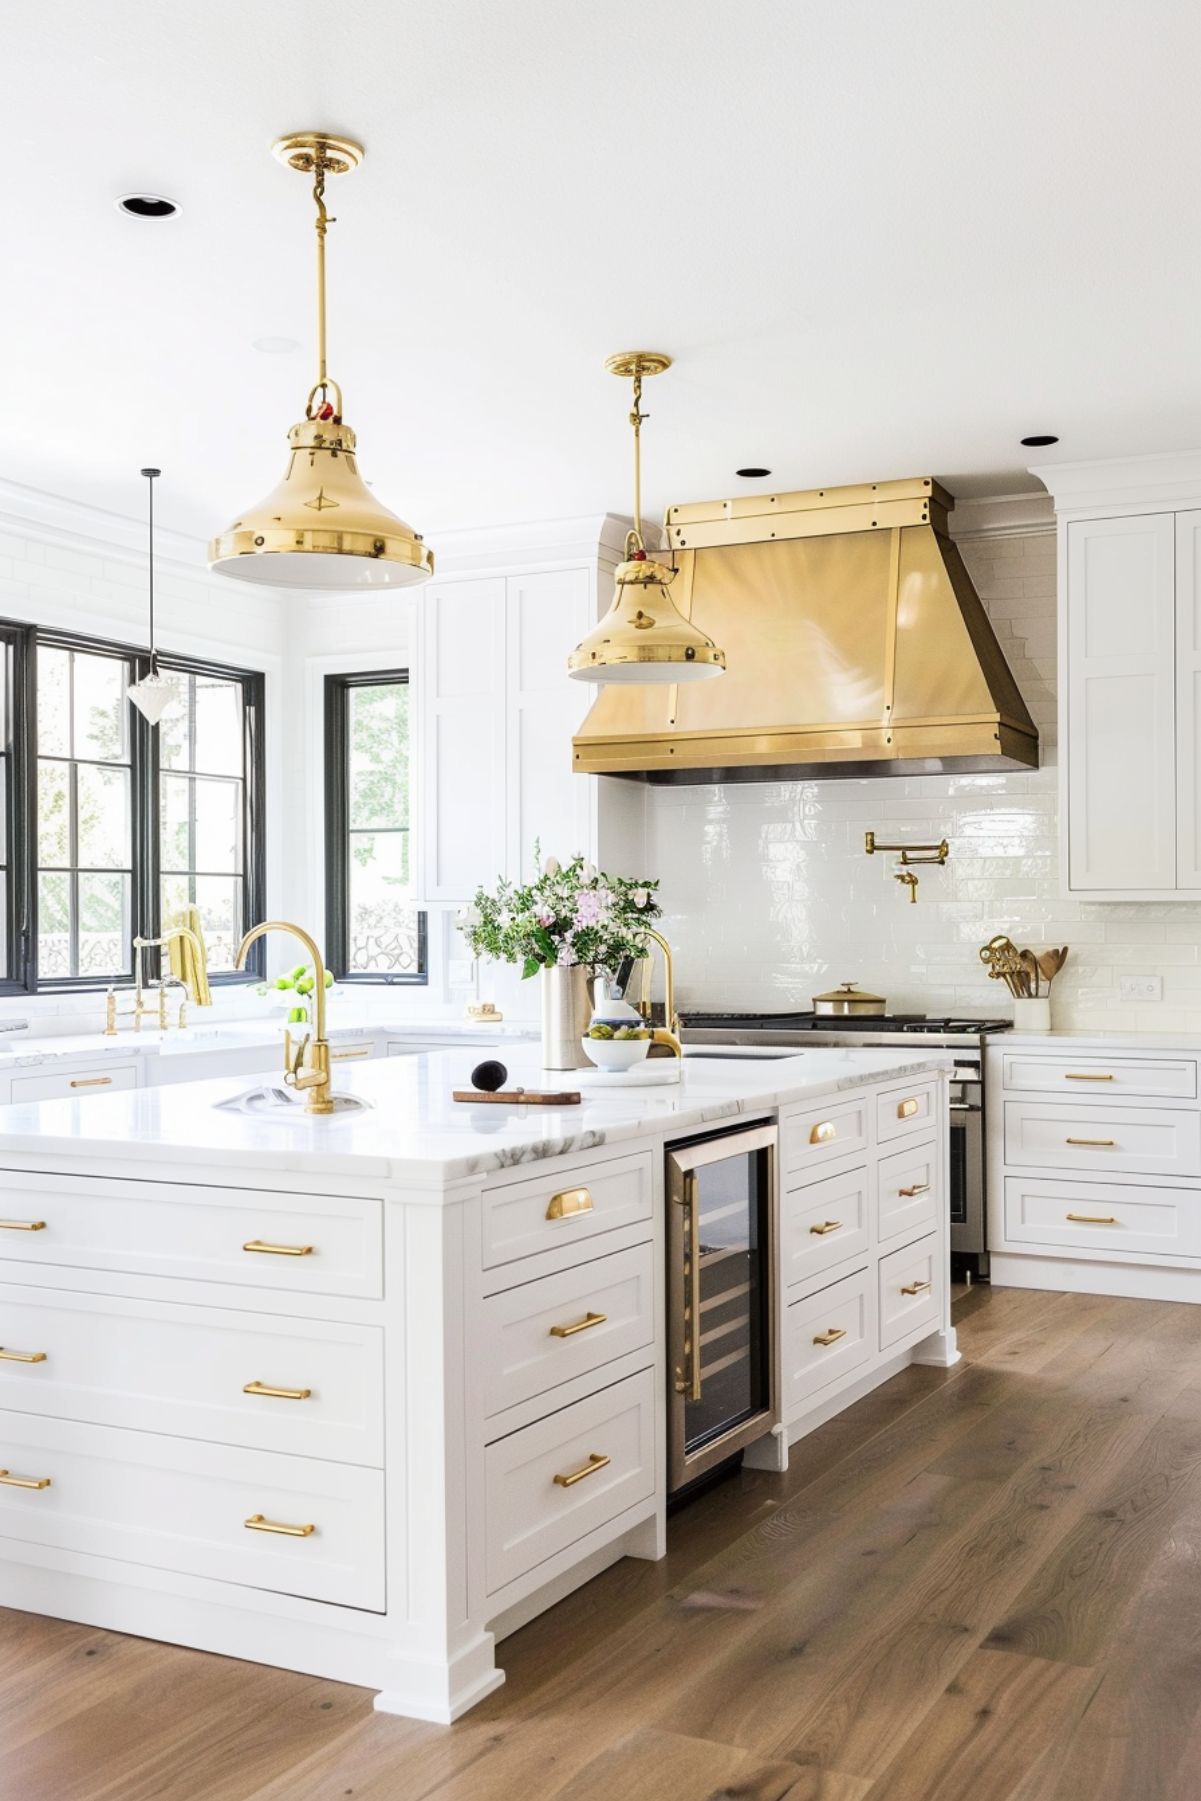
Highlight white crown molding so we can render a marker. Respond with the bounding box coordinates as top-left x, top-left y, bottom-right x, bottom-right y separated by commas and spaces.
1028, 450, 1201, 517
0, 474, 225, 578
948, 490, 1055, 541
